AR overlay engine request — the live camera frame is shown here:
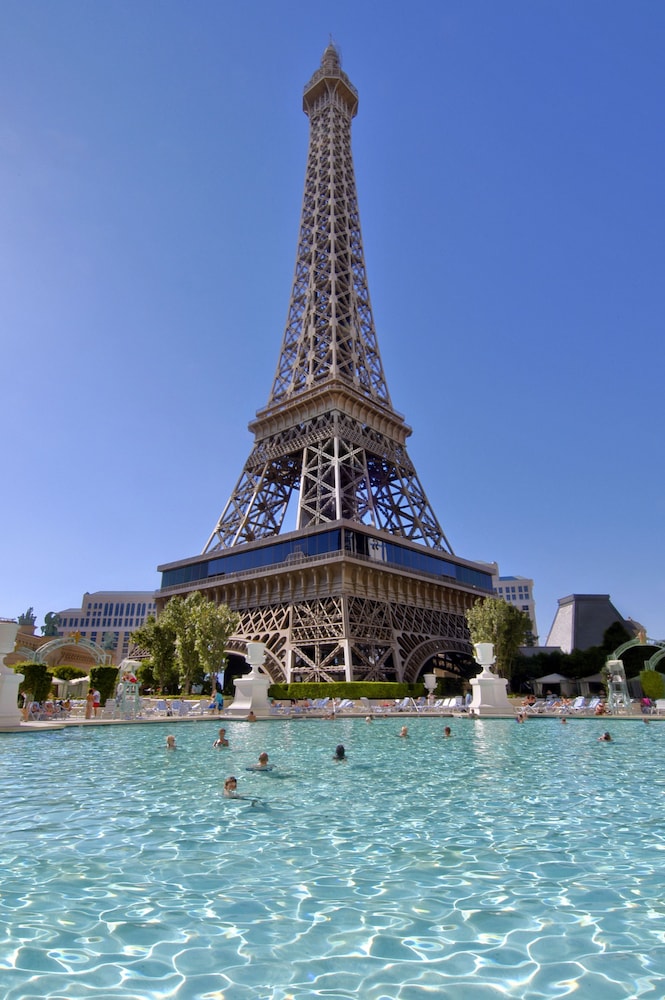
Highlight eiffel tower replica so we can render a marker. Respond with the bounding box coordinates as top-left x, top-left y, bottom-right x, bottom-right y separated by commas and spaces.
157, 45, 493, 683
